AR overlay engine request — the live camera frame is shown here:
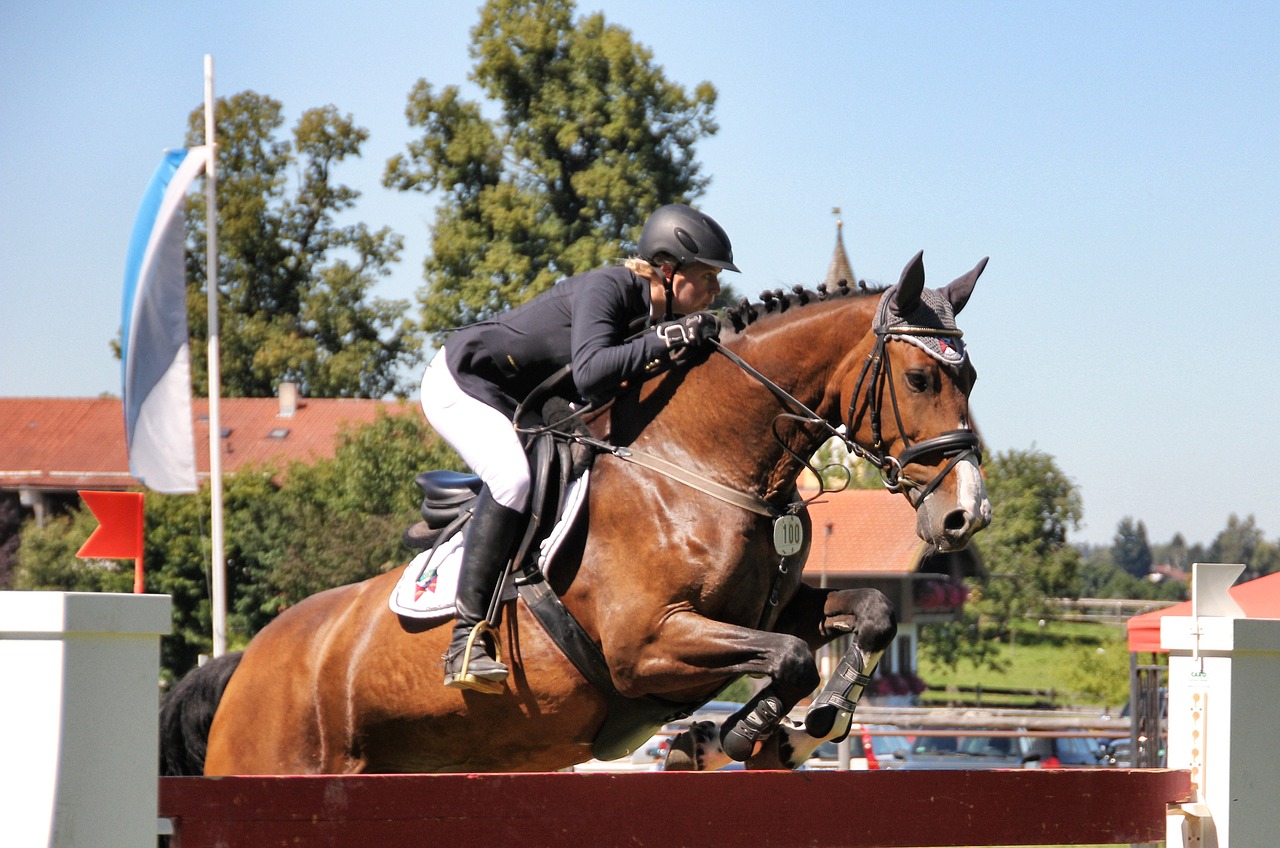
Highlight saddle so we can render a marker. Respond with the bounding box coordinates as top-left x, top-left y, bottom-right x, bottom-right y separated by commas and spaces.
403, 373, 707, 760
